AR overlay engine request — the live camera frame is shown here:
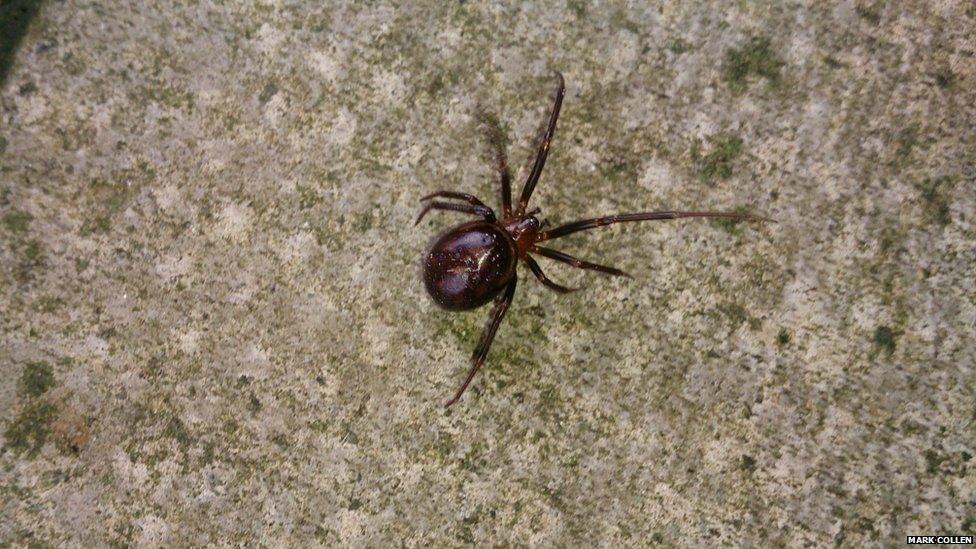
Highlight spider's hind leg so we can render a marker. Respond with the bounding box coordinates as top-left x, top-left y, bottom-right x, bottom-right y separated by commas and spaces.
445, 275, 517, 407
530, 245, 631, 278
